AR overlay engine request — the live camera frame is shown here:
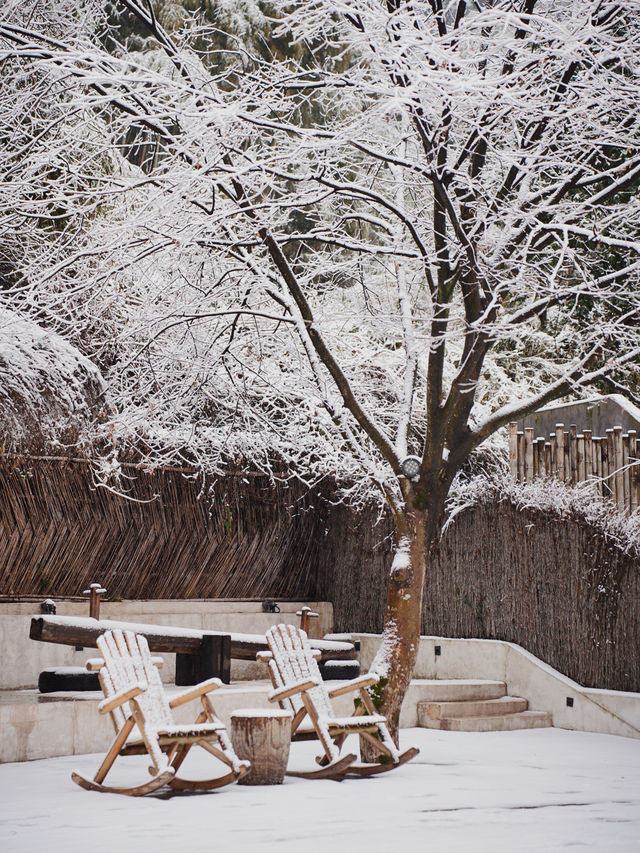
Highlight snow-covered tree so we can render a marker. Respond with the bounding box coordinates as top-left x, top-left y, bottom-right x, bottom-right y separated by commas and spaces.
2, 0, 640, 737
0, 307, 106, 452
